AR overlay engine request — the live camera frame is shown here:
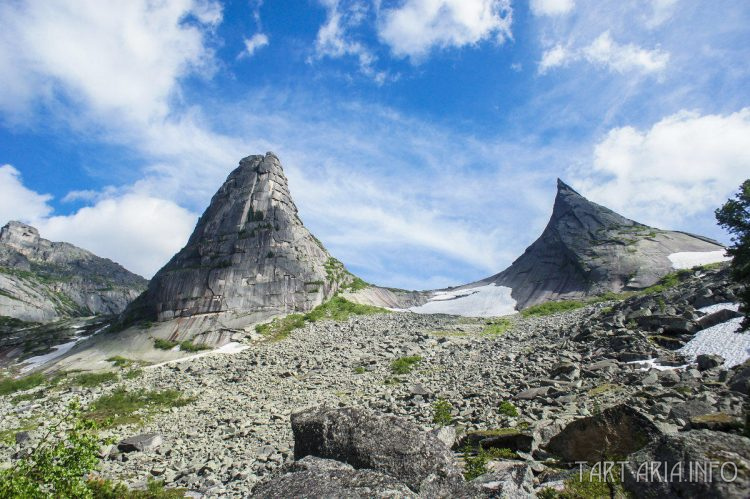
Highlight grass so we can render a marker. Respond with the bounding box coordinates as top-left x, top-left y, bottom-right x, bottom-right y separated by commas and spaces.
154, 338, 178, 350
391, 355, 422, 374
521, 300, 587, 317
0, 419, 38, 445
538, 470, 630, 499
588, 383, 620, 397
72, 371, 118, 388
86, 387, 195, 427
124, 368, 144, 380
432, 398, 453, 426
498, 400, 519, 417
107, 355, 135, 368
178, 340, 211, 352
482, 317, 513, 335
86, 477, 186, 498
0, 373, 46, 396
353, 366, 366, 374
256, 296, 388, 341
0, 315, 34, 328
